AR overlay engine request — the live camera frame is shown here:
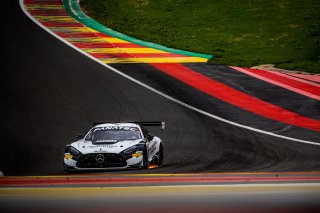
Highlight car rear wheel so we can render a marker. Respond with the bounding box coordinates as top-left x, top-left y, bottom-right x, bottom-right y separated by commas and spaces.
142, 146, 148, 169
157, 143, 163, 166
